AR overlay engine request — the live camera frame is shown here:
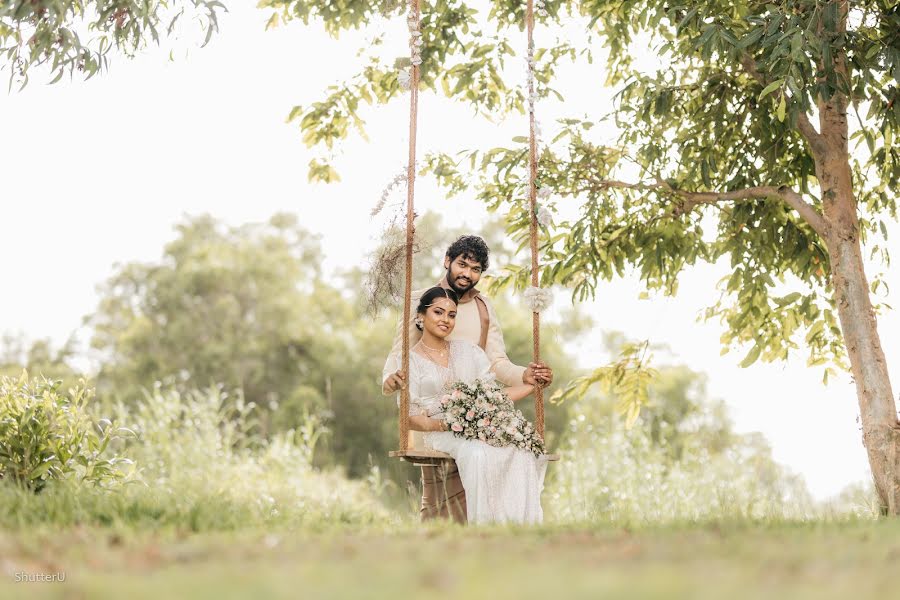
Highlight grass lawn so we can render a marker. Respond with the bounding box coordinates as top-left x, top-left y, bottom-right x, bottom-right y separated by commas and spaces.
1, 519, 898, 599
